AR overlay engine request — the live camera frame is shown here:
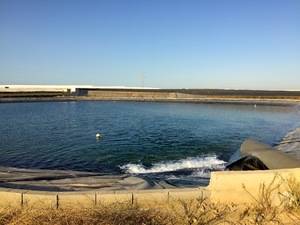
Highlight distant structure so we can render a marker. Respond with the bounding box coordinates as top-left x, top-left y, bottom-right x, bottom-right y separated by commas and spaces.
0, 85, 158, 99
1, 85, 300, 102
0, 85, 158, 94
